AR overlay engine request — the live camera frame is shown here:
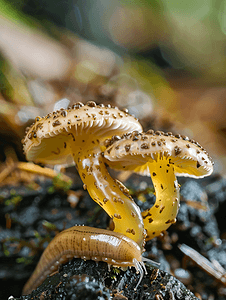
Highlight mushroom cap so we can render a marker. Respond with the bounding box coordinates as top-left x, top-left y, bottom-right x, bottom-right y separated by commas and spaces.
104, 130, 214, 178
22, 101, 142, 165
